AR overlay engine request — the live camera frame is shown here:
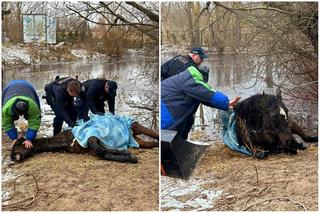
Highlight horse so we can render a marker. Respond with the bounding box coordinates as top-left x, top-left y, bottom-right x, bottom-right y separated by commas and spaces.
10, 122, 158, 163
234, 90, 317, 158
